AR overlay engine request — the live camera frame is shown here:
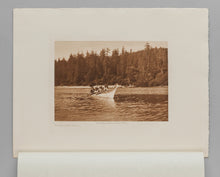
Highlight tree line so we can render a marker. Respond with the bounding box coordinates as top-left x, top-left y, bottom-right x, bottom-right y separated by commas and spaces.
55, 43, 168, 87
